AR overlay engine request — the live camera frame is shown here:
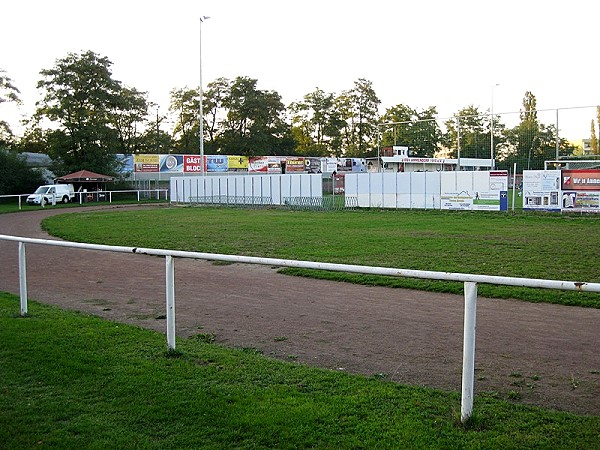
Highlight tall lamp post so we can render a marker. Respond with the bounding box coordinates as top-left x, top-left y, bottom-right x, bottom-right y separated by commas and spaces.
490, 83, 499, 170
199, 16, 210, 175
